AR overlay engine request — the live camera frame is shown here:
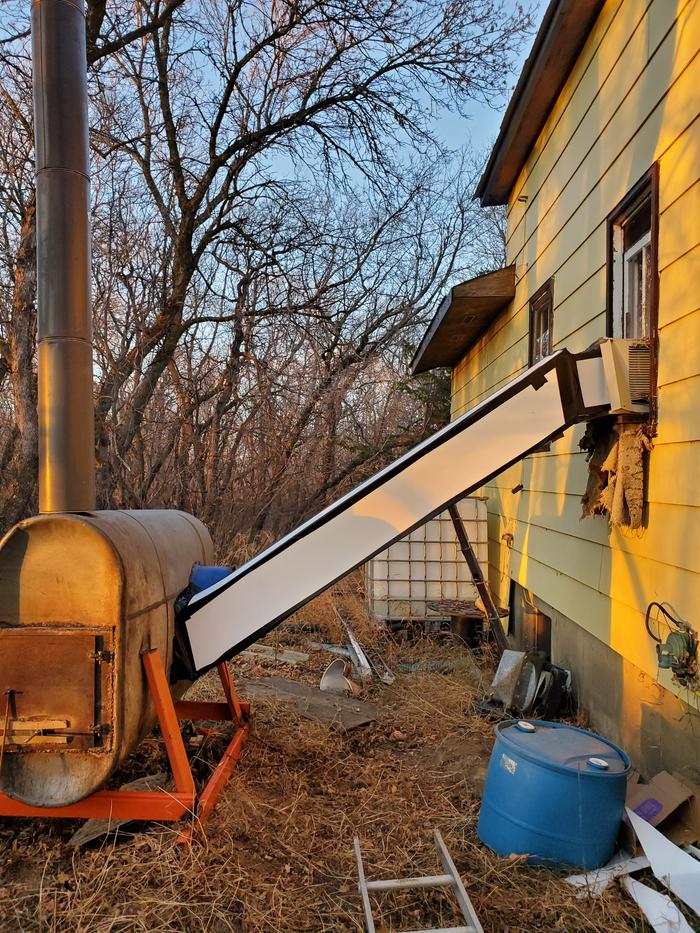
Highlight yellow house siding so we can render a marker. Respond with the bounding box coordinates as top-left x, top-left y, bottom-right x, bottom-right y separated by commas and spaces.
451, 0, 700, 704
